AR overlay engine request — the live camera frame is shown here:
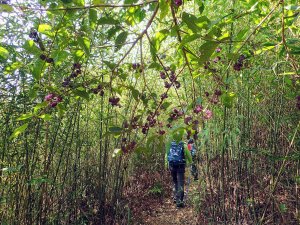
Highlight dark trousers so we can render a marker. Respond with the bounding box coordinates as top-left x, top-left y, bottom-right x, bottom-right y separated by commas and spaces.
169, 163, 185, 205
191, 155, 198, 180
